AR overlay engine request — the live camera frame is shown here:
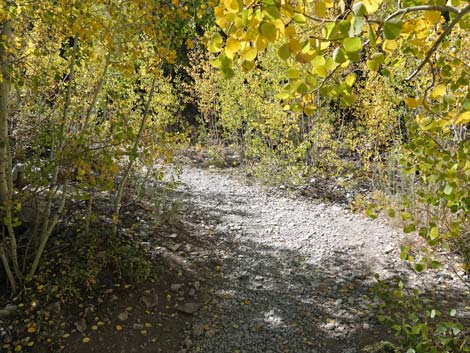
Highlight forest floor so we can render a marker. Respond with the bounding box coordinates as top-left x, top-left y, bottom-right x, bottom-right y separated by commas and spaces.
1, 161, 468, 353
